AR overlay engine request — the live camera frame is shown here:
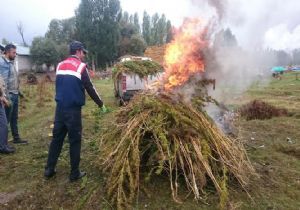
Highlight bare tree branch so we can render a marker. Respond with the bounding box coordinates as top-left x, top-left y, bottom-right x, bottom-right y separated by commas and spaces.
17, 21, 28, 47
